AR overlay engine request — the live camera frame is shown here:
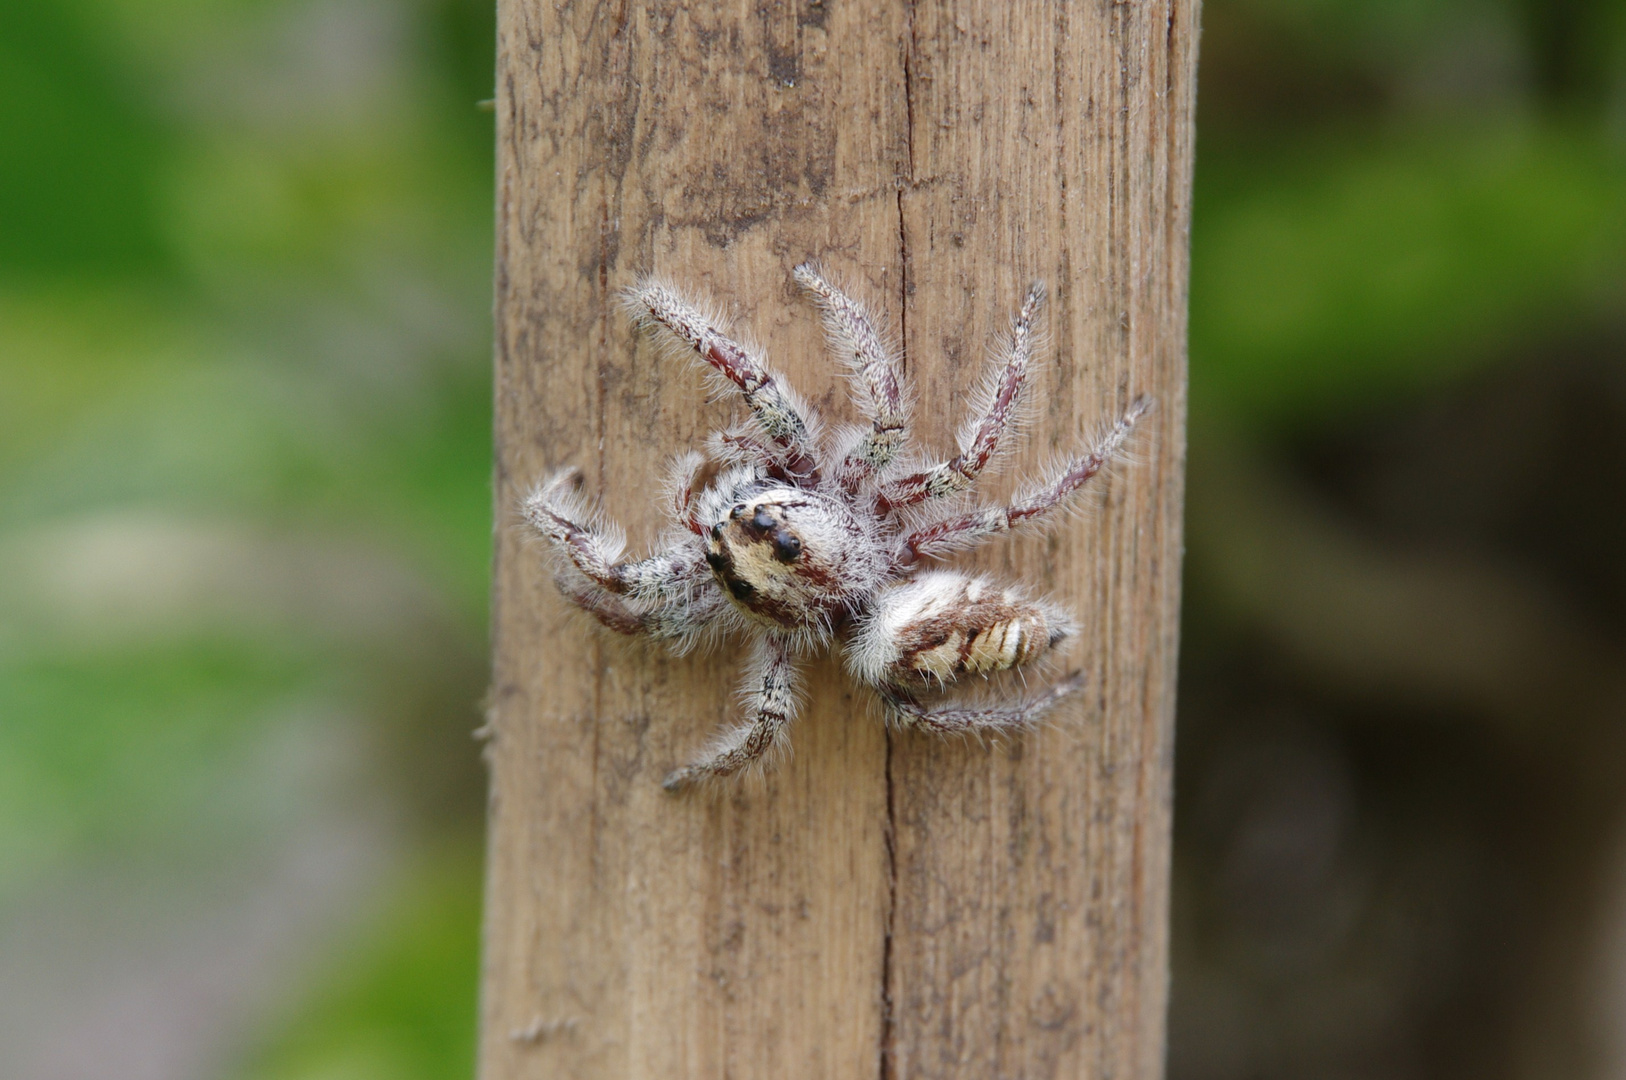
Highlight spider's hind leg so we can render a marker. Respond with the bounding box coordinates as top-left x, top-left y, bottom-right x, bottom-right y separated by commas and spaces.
883, 674, 1084, 735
